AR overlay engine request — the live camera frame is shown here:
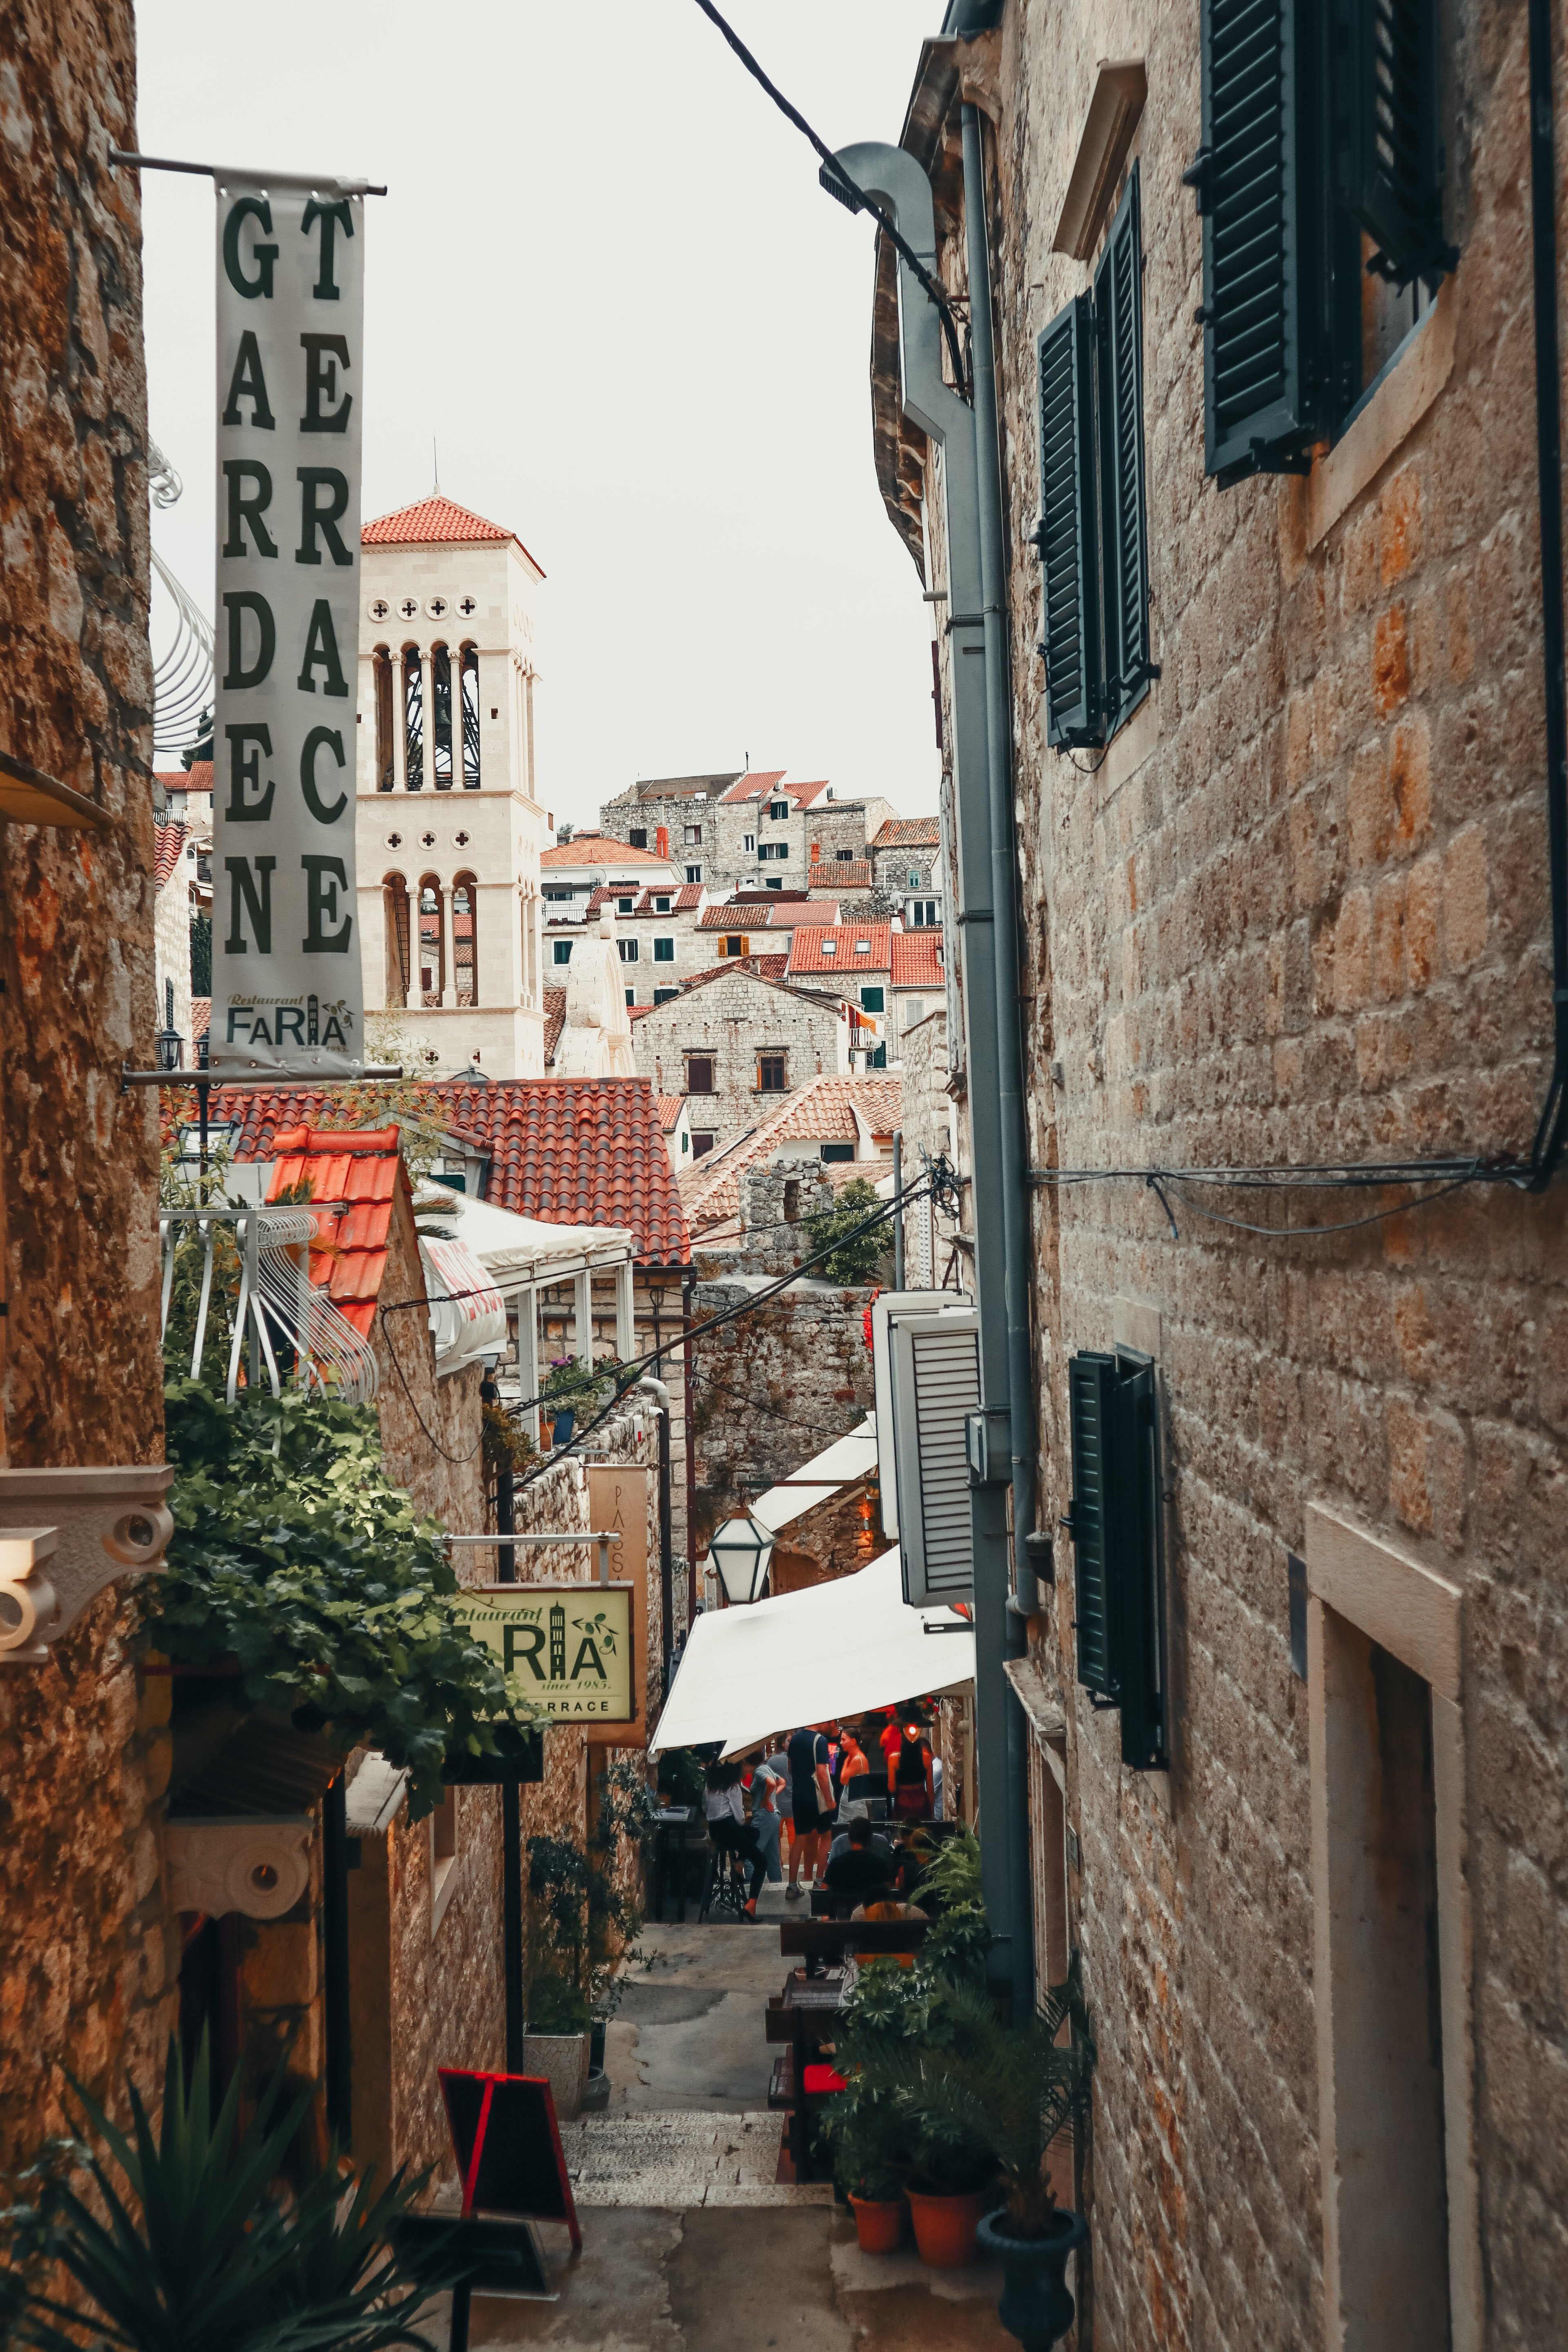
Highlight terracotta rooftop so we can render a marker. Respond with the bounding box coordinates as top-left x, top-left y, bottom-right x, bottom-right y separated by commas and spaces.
634, 961, 841, 1015
225, 1079, 689, 1266
584, 882, 702, 916
698, 900, 839, 932
156, 761, 213, 793
788, 924, 892, 976
719, 769, 786, 804
154, 820, 186, 889
871, 816, 941, 849
191, 997, 211, 1041
361, 493, 544, 573
541, 834, 673, 870
891, 929, 944, 987
263, 1125, 405, 1338
657, 1094, 686, 1132
679, 1074, 905, 1229
809, 862, 869, 891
